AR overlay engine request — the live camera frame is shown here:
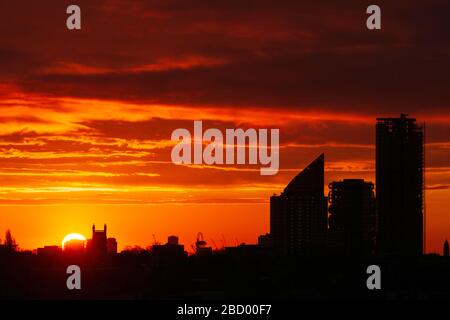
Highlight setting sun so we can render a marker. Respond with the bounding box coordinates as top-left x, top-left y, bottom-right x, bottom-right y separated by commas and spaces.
62, 233, 86, 250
